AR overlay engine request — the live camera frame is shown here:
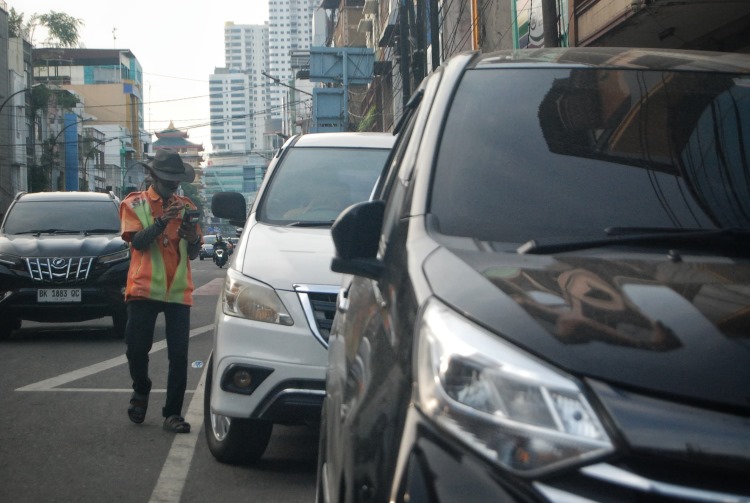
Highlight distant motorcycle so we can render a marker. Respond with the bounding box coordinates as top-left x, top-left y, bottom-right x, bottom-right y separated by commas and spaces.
214, 248, 228, 268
